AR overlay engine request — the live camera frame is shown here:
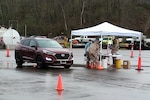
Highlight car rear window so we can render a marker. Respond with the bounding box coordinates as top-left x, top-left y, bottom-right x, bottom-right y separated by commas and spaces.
37, 39, 62, 48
